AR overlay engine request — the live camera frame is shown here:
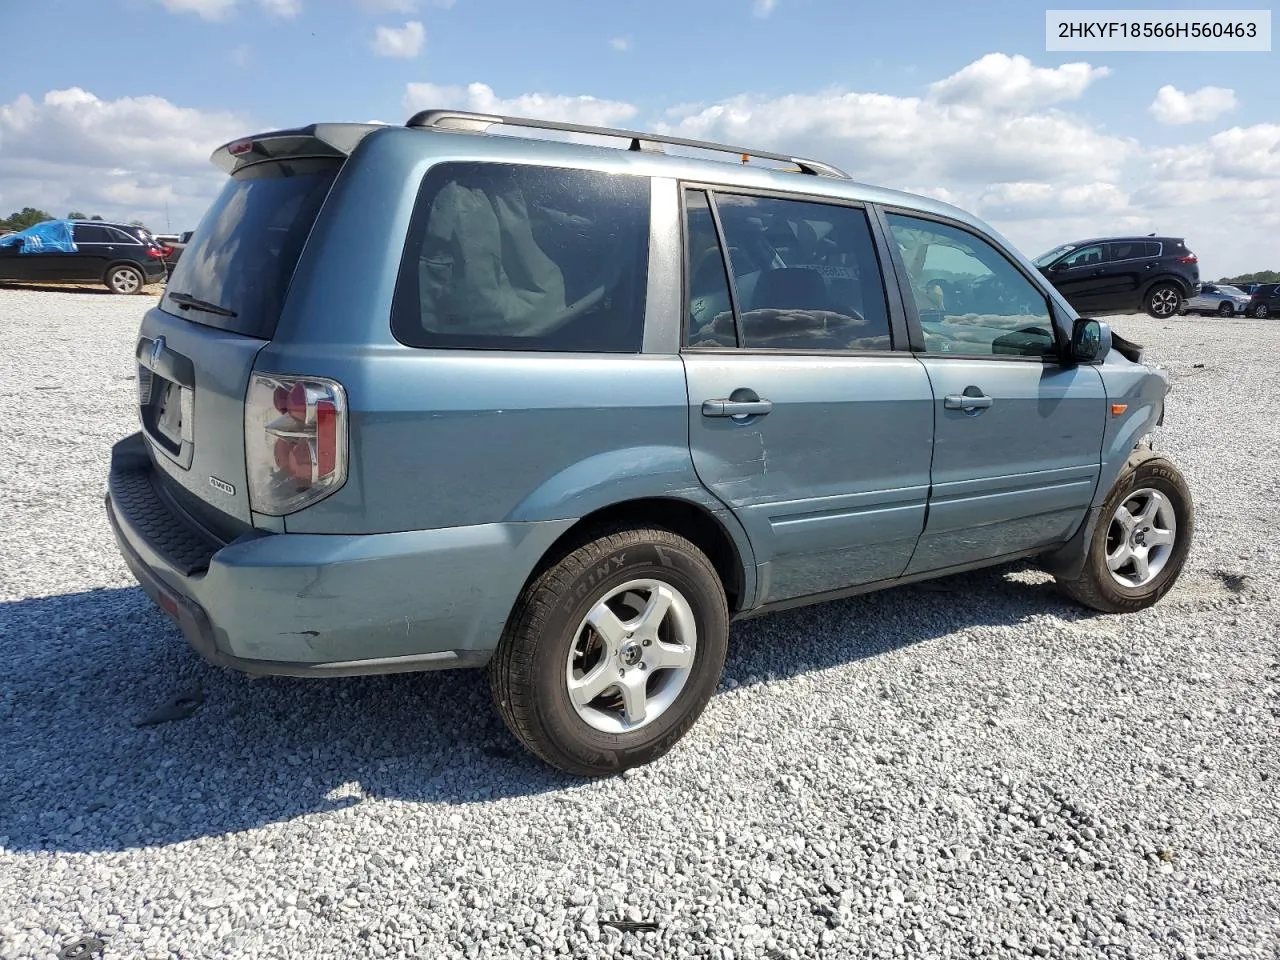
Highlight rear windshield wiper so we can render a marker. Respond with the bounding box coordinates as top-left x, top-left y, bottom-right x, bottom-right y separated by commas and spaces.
167, 291, 238, 318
